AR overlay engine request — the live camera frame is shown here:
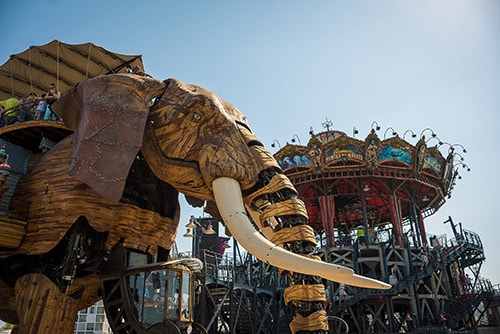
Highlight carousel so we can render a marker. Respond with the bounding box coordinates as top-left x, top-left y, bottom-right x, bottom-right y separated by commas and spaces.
269, 120, 497, 333
273, 121, 469, 249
